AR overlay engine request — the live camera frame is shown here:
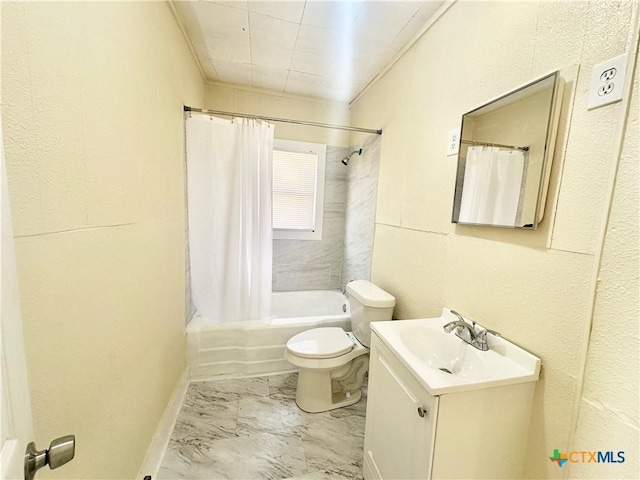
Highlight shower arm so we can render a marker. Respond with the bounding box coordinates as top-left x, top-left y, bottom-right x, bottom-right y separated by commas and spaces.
341, 148, 363, 166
